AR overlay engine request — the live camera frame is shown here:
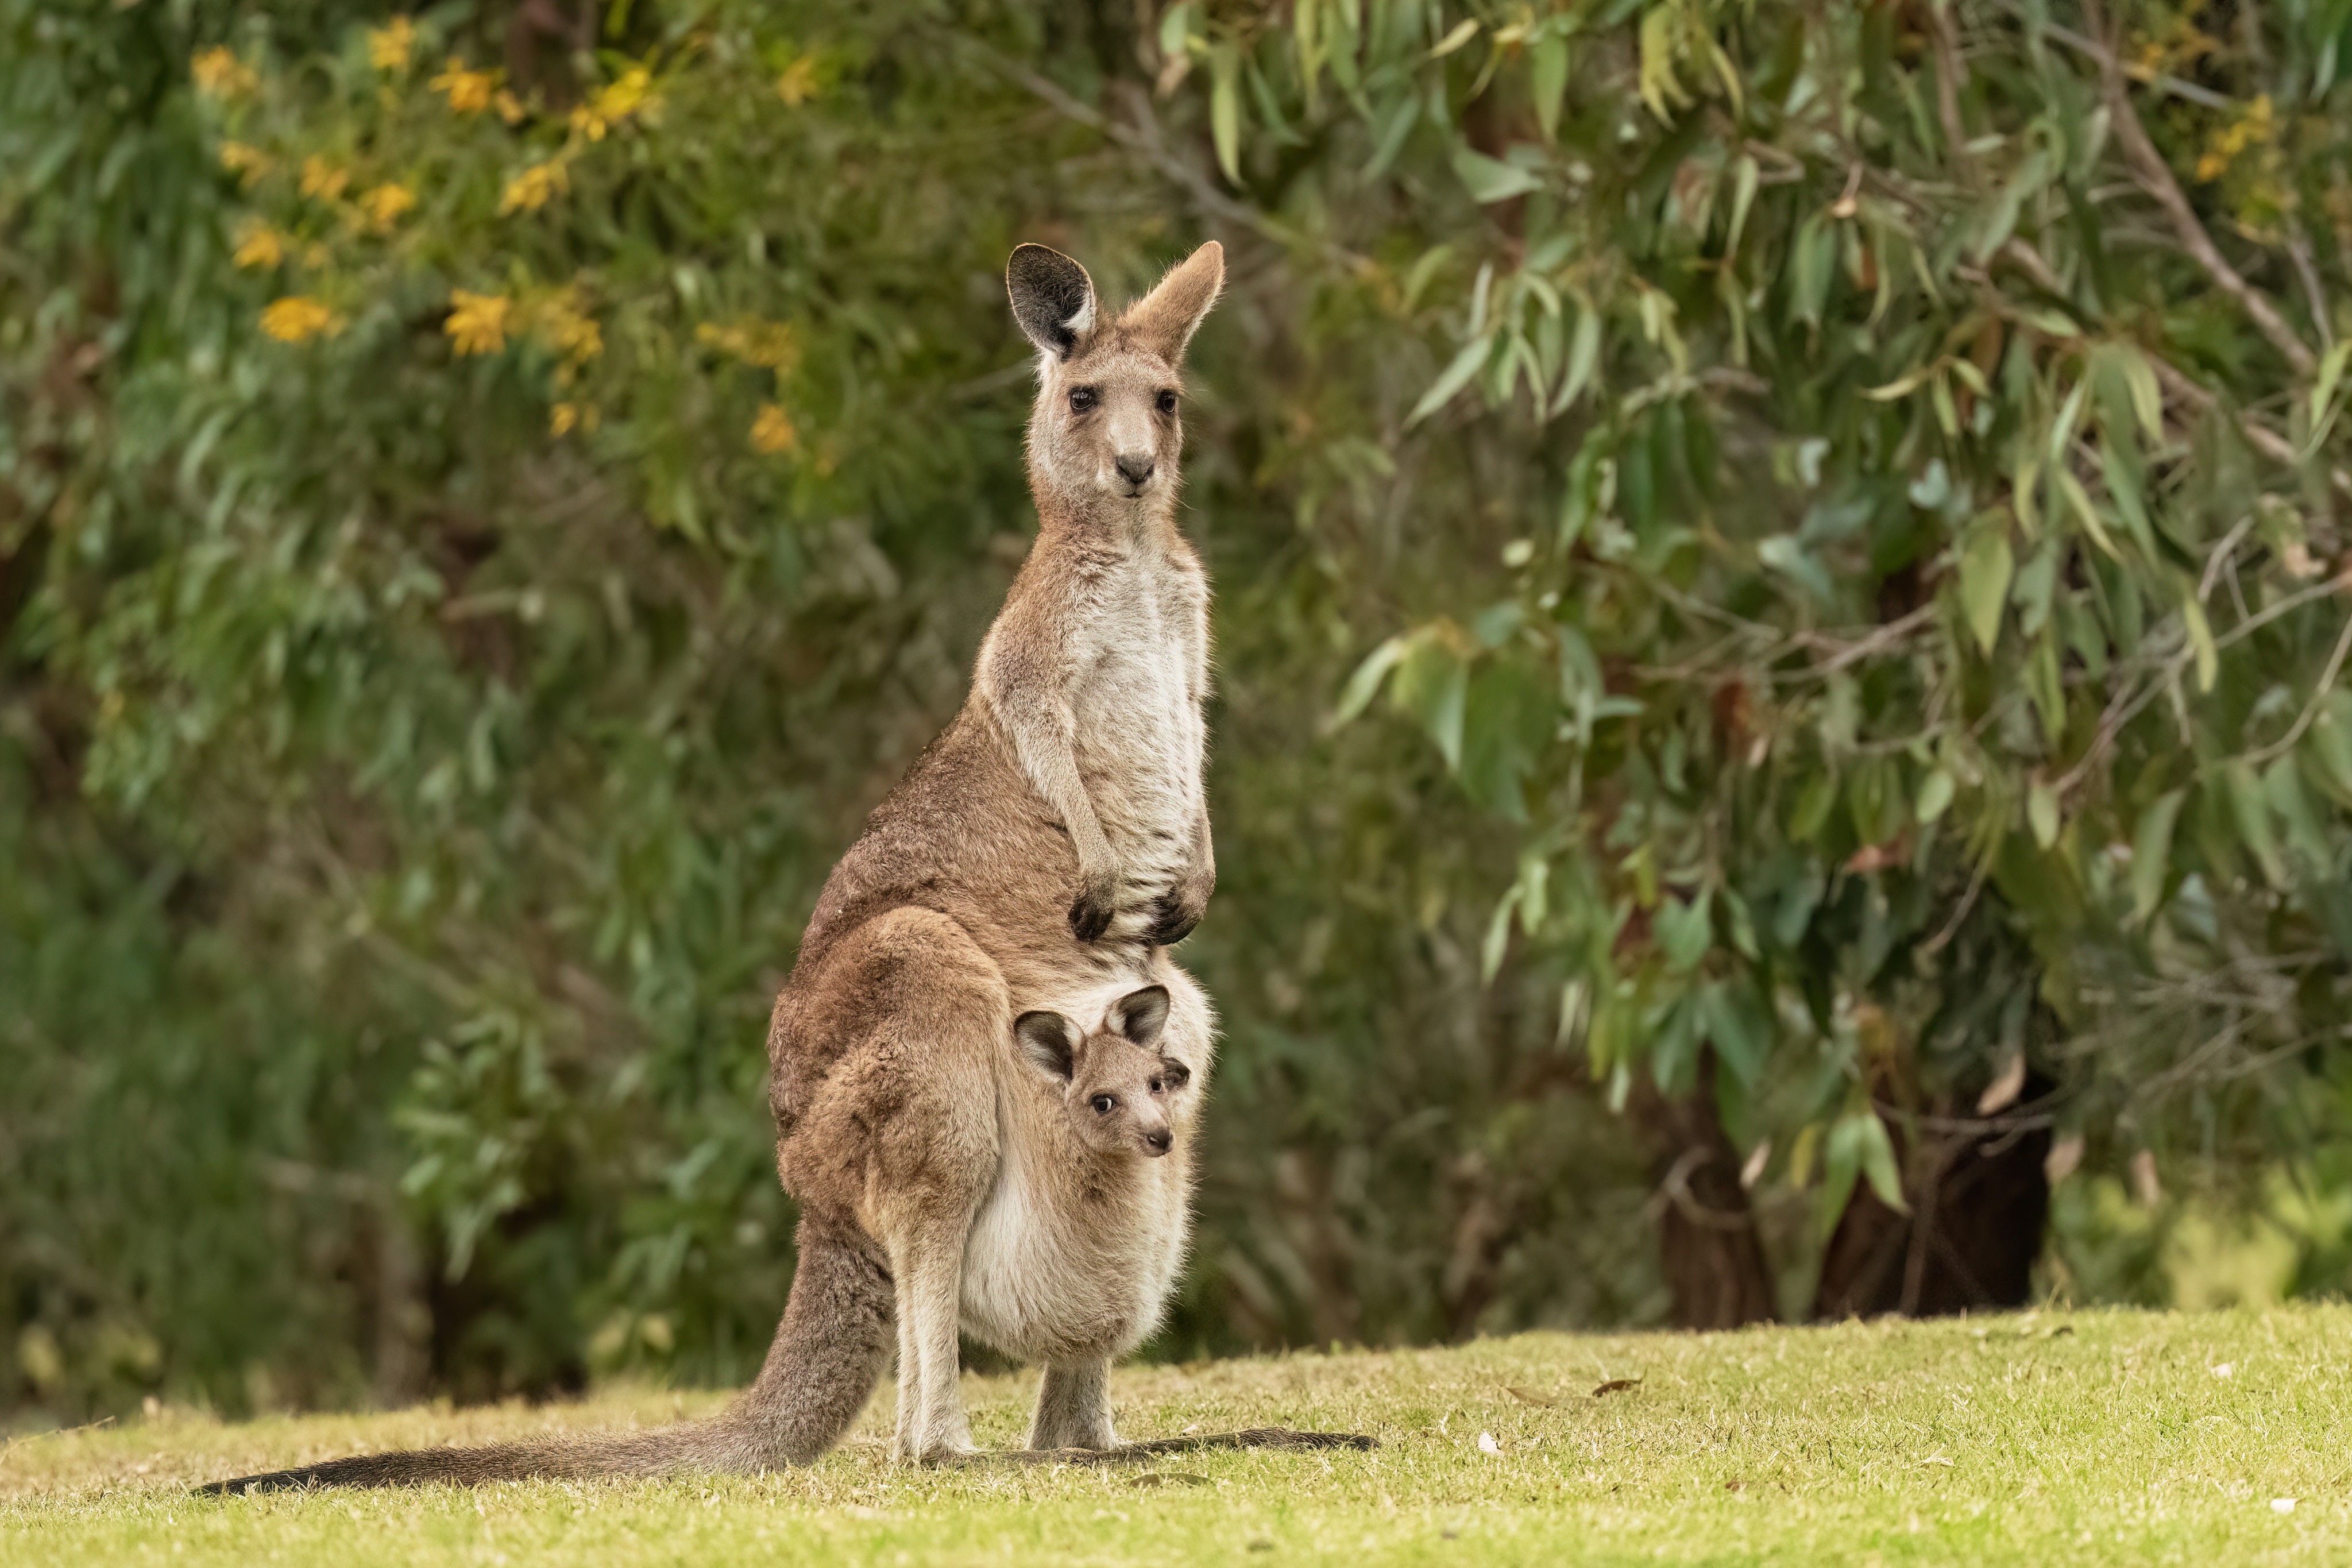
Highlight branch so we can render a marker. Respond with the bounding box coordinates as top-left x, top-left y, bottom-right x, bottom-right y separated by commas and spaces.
2242, 609, 2352, 766
1991, 0, 2235, 110
2077, 0, 2316, 377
